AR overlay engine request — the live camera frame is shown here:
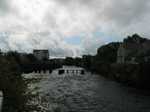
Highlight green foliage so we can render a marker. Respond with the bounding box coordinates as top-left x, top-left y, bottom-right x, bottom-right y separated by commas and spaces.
96, 42, 120, 63
64, 57, 74, 65
125, 34, 147, 43
64, 57, 82, 66
82, 55, 93, 70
